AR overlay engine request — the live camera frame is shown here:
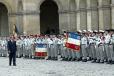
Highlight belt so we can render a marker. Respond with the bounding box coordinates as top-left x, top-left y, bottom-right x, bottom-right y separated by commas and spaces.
81, 44, 86, 45
99, 44, 103, 46
90, 43, 94, 45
